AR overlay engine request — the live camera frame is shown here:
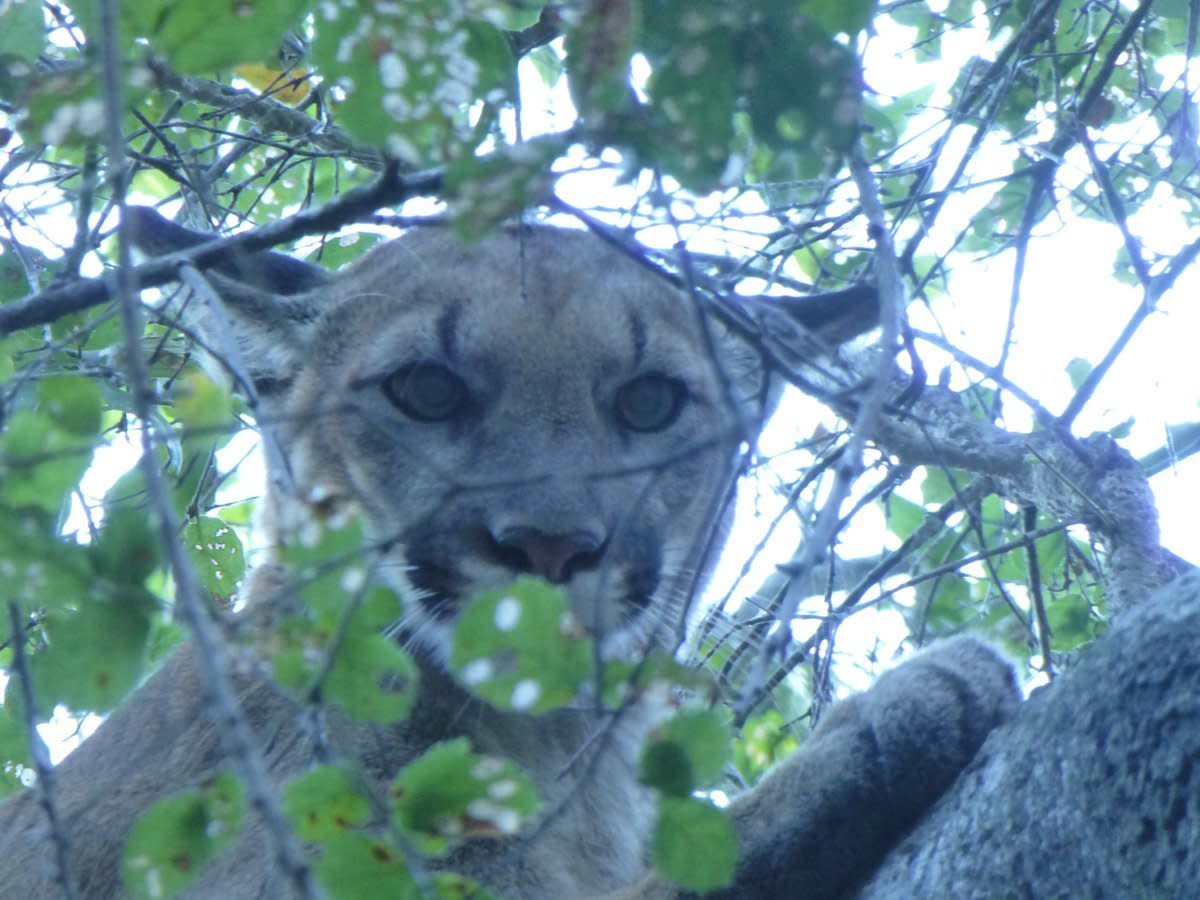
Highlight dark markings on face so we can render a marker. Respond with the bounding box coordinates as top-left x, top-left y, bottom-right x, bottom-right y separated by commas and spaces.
435, 298, 465, 363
